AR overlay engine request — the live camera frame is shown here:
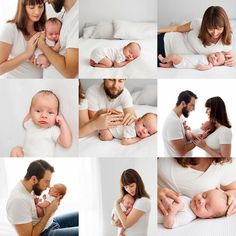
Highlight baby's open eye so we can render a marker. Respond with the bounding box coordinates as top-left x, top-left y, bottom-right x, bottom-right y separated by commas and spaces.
36, 110, 41, 113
